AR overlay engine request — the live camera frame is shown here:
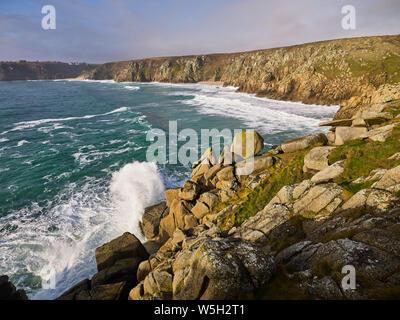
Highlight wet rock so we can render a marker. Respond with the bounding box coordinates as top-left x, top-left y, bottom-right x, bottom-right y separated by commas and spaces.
140, 202, 168, 240
0, 275, 28, 300
95, 232, 149, 272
